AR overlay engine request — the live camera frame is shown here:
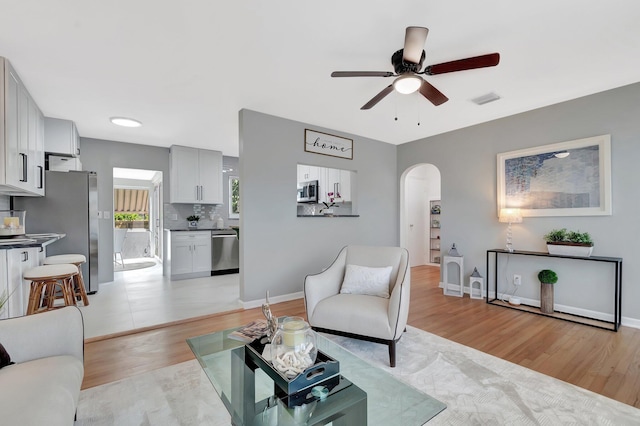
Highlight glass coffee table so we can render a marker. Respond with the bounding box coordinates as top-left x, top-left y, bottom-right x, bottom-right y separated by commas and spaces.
187, 327, 446, 425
